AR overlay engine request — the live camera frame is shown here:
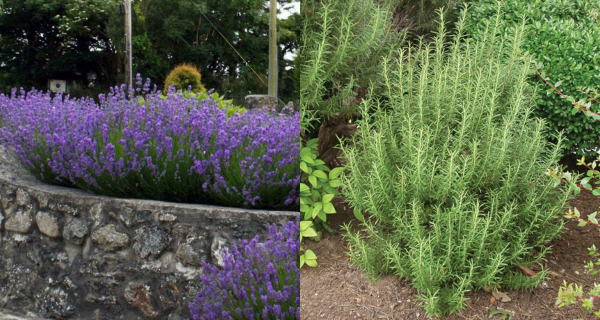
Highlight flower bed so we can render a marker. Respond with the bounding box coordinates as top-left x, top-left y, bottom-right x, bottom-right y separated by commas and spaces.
0, 83, 299, 210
